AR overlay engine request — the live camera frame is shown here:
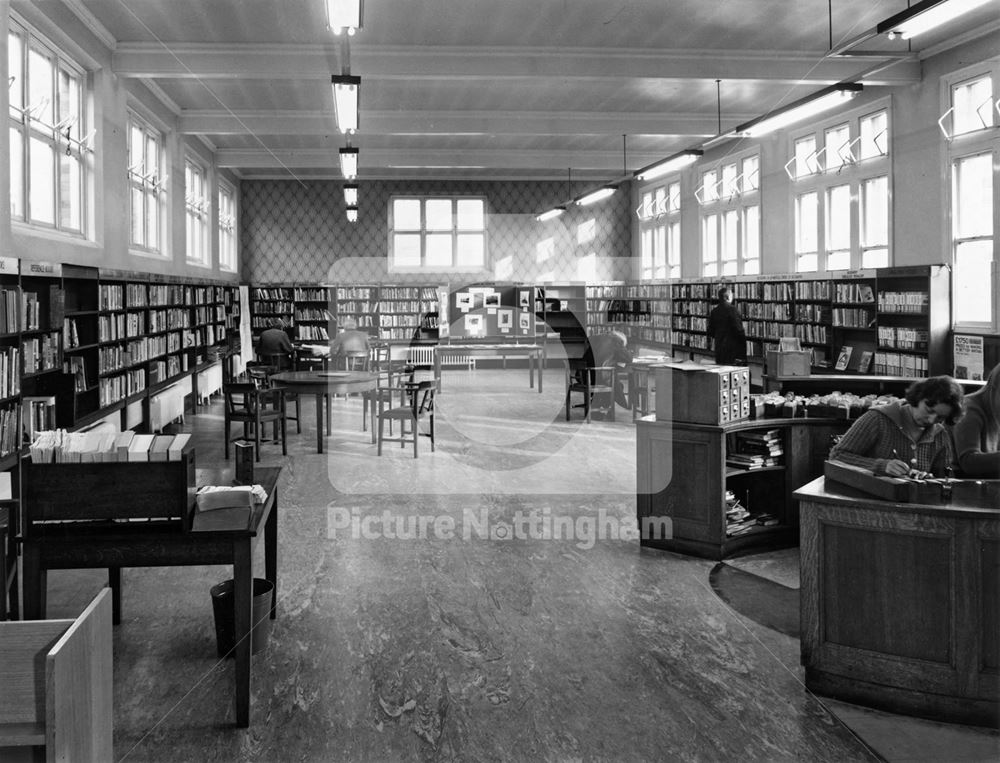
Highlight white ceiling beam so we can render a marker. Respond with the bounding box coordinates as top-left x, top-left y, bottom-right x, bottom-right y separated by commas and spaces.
215, 147, 670, 172
112, 43, 921, 86
178, 109, 739, 137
